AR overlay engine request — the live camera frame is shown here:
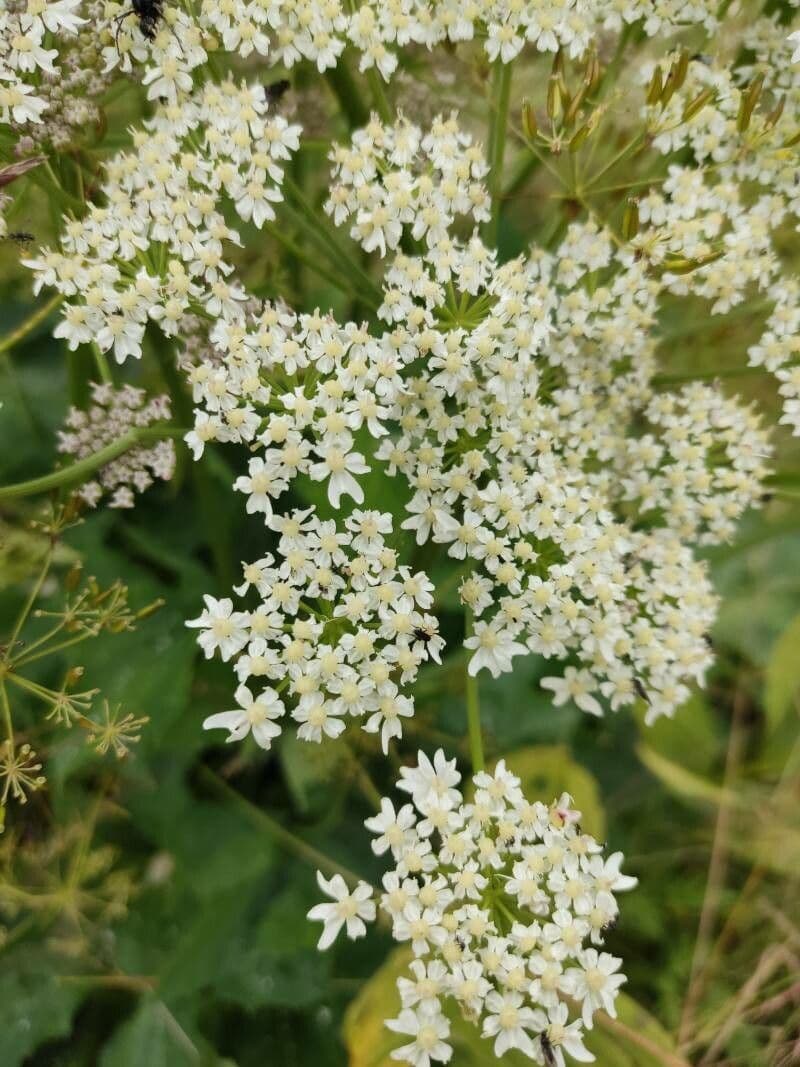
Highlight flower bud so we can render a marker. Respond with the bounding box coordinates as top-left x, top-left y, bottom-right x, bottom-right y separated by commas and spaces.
521, 99, 537, 140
